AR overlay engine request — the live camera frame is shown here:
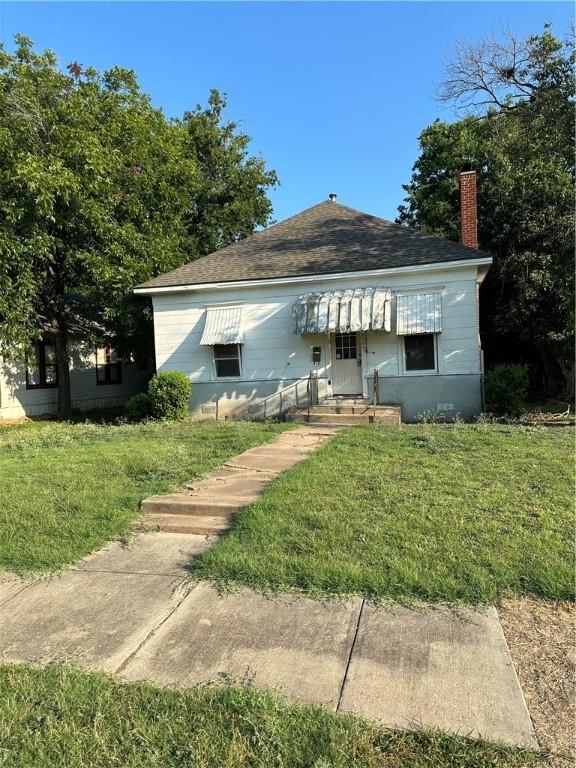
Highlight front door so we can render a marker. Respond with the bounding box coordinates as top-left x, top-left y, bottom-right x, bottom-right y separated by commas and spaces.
331, 332, 363, 395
